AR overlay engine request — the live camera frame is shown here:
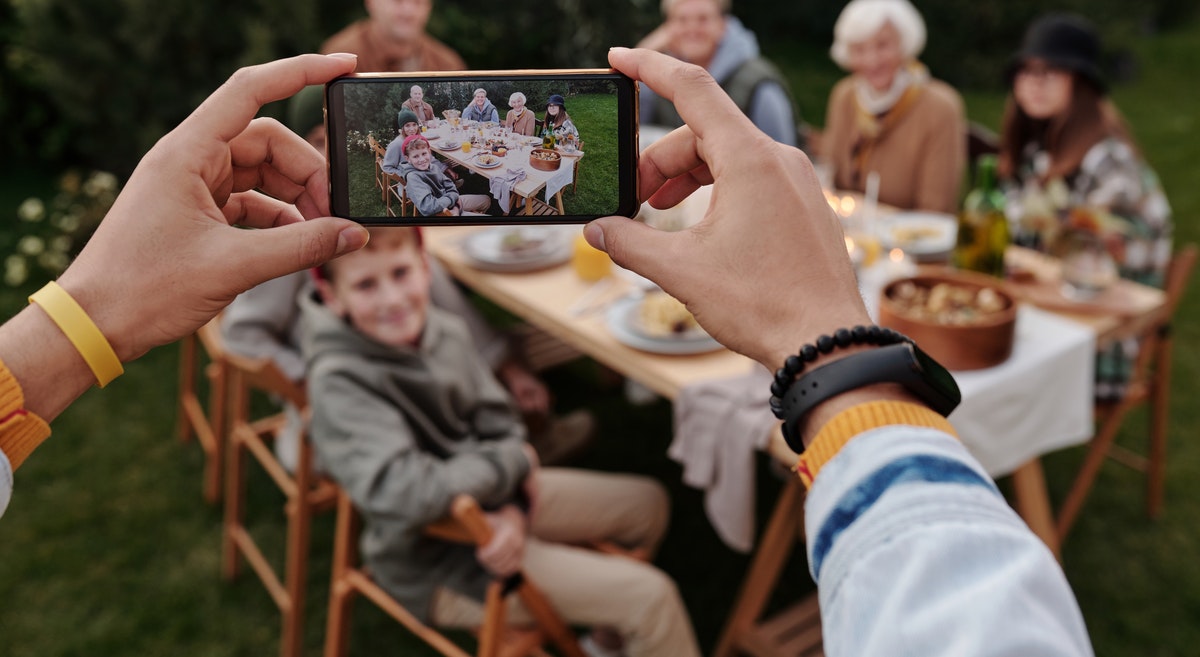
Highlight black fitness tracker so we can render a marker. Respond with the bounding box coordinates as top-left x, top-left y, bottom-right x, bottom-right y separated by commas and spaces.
778, 342, 961, 453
